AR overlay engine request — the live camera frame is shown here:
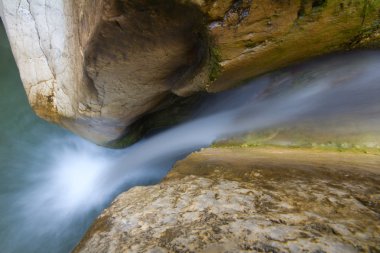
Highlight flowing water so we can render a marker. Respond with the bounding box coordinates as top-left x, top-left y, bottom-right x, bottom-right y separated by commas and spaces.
1, 21, 380, 252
